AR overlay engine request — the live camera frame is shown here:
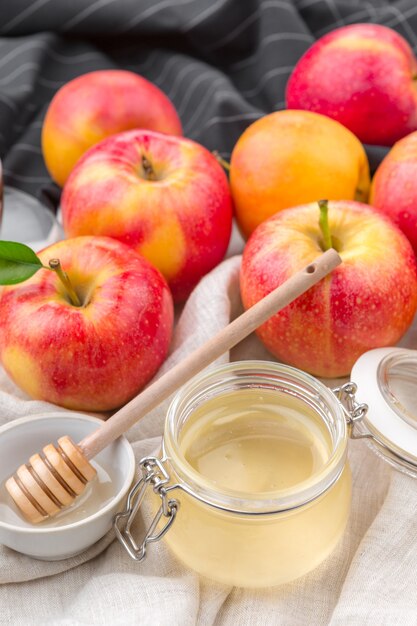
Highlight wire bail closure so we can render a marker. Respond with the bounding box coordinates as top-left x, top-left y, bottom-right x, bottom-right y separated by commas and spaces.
332, 382, 369, 439
113, 456, 179, 562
